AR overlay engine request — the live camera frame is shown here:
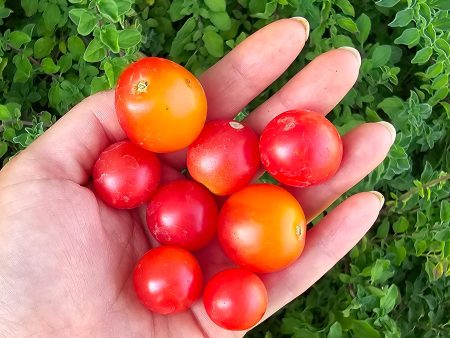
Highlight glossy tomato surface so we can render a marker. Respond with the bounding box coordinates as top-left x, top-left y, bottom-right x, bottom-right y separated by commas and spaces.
218, 184, 306, 273
93, 141, 160, 209
203, 268, 268, 330
260, 110, 343, 187
133, 246, 203, 314
115, 57, 207, 153
146, 180, 218, 251
187, 120, 260, 196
